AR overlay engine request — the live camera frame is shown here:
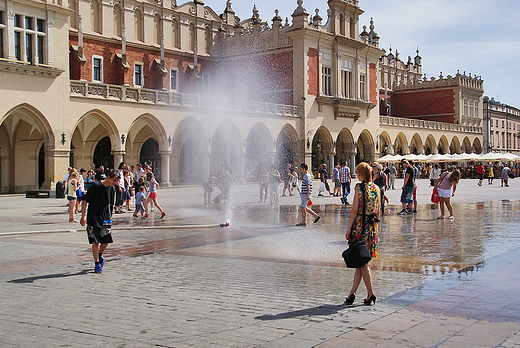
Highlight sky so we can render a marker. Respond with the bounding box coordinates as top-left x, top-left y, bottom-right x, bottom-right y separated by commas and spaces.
201, 0, 520, 107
